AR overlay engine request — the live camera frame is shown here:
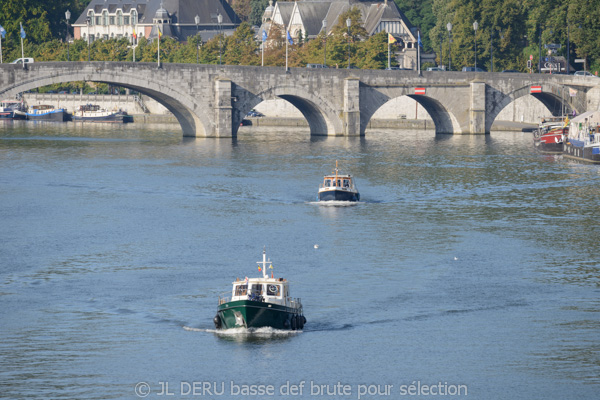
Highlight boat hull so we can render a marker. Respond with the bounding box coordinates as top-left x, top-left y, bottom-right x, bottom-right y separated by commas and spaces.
26, 110, 66, 122
72, 112, 127, 123
0, 111, 26, 120
216, 300, 304, 330
563, 141, 600, 163
318, 189, 360, 202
